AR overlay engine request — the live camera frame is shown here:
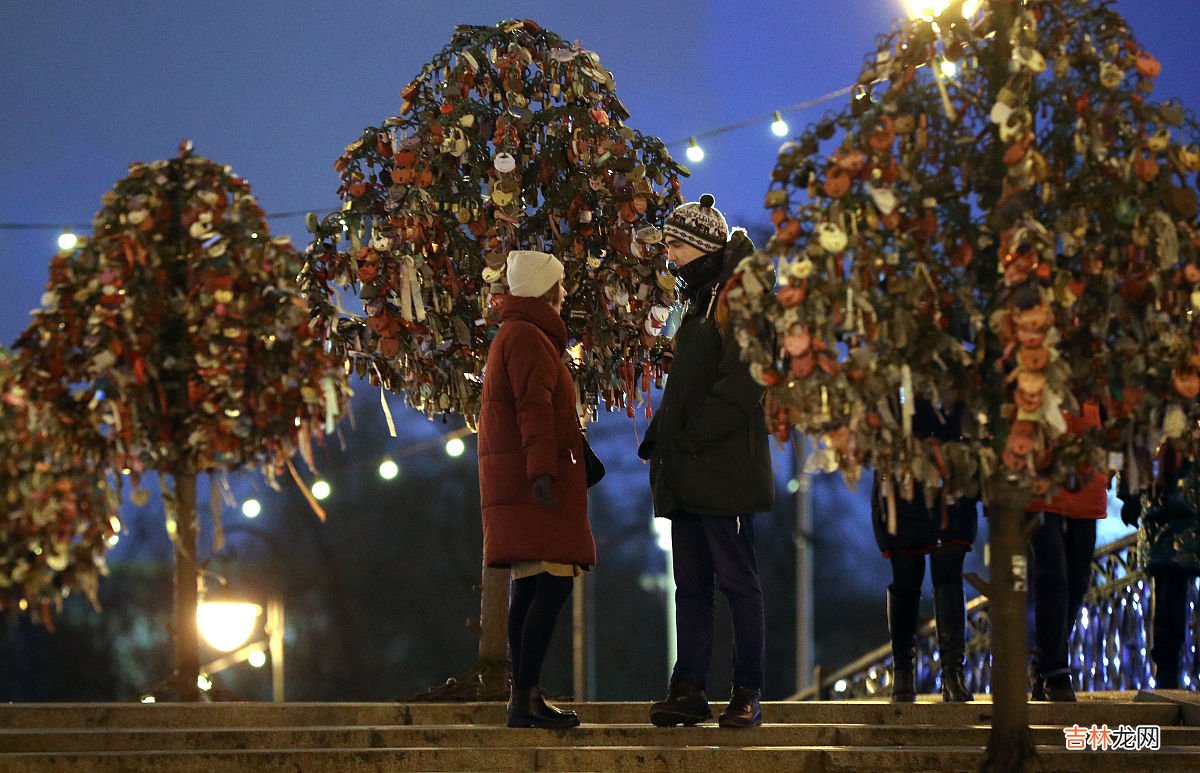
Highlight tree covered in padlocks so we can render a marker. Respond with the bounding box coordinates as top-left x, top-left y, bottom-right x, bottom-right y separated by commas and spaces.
0, 348, 118, 625
13, 142, 351, 698
728, 0, 1200, 504
301, 19, 687, 425
16, 142, 350, 481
